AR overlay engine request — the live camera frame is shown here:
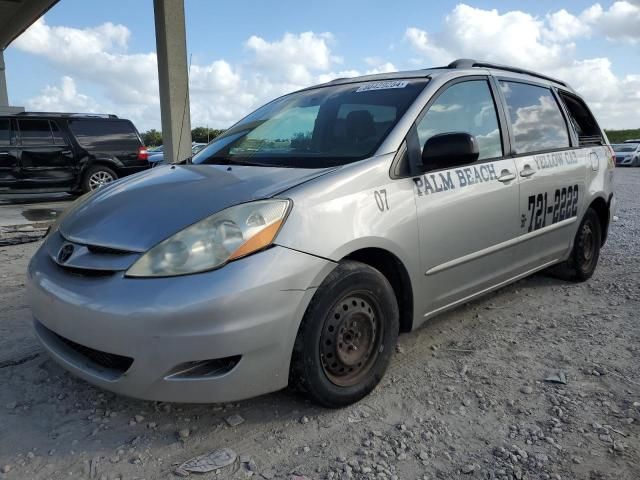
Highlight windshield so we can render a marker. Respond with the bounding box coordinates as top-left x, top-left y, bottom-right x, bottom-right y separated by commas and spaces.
193, 79, 428, 168
613, 144, 638, 152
